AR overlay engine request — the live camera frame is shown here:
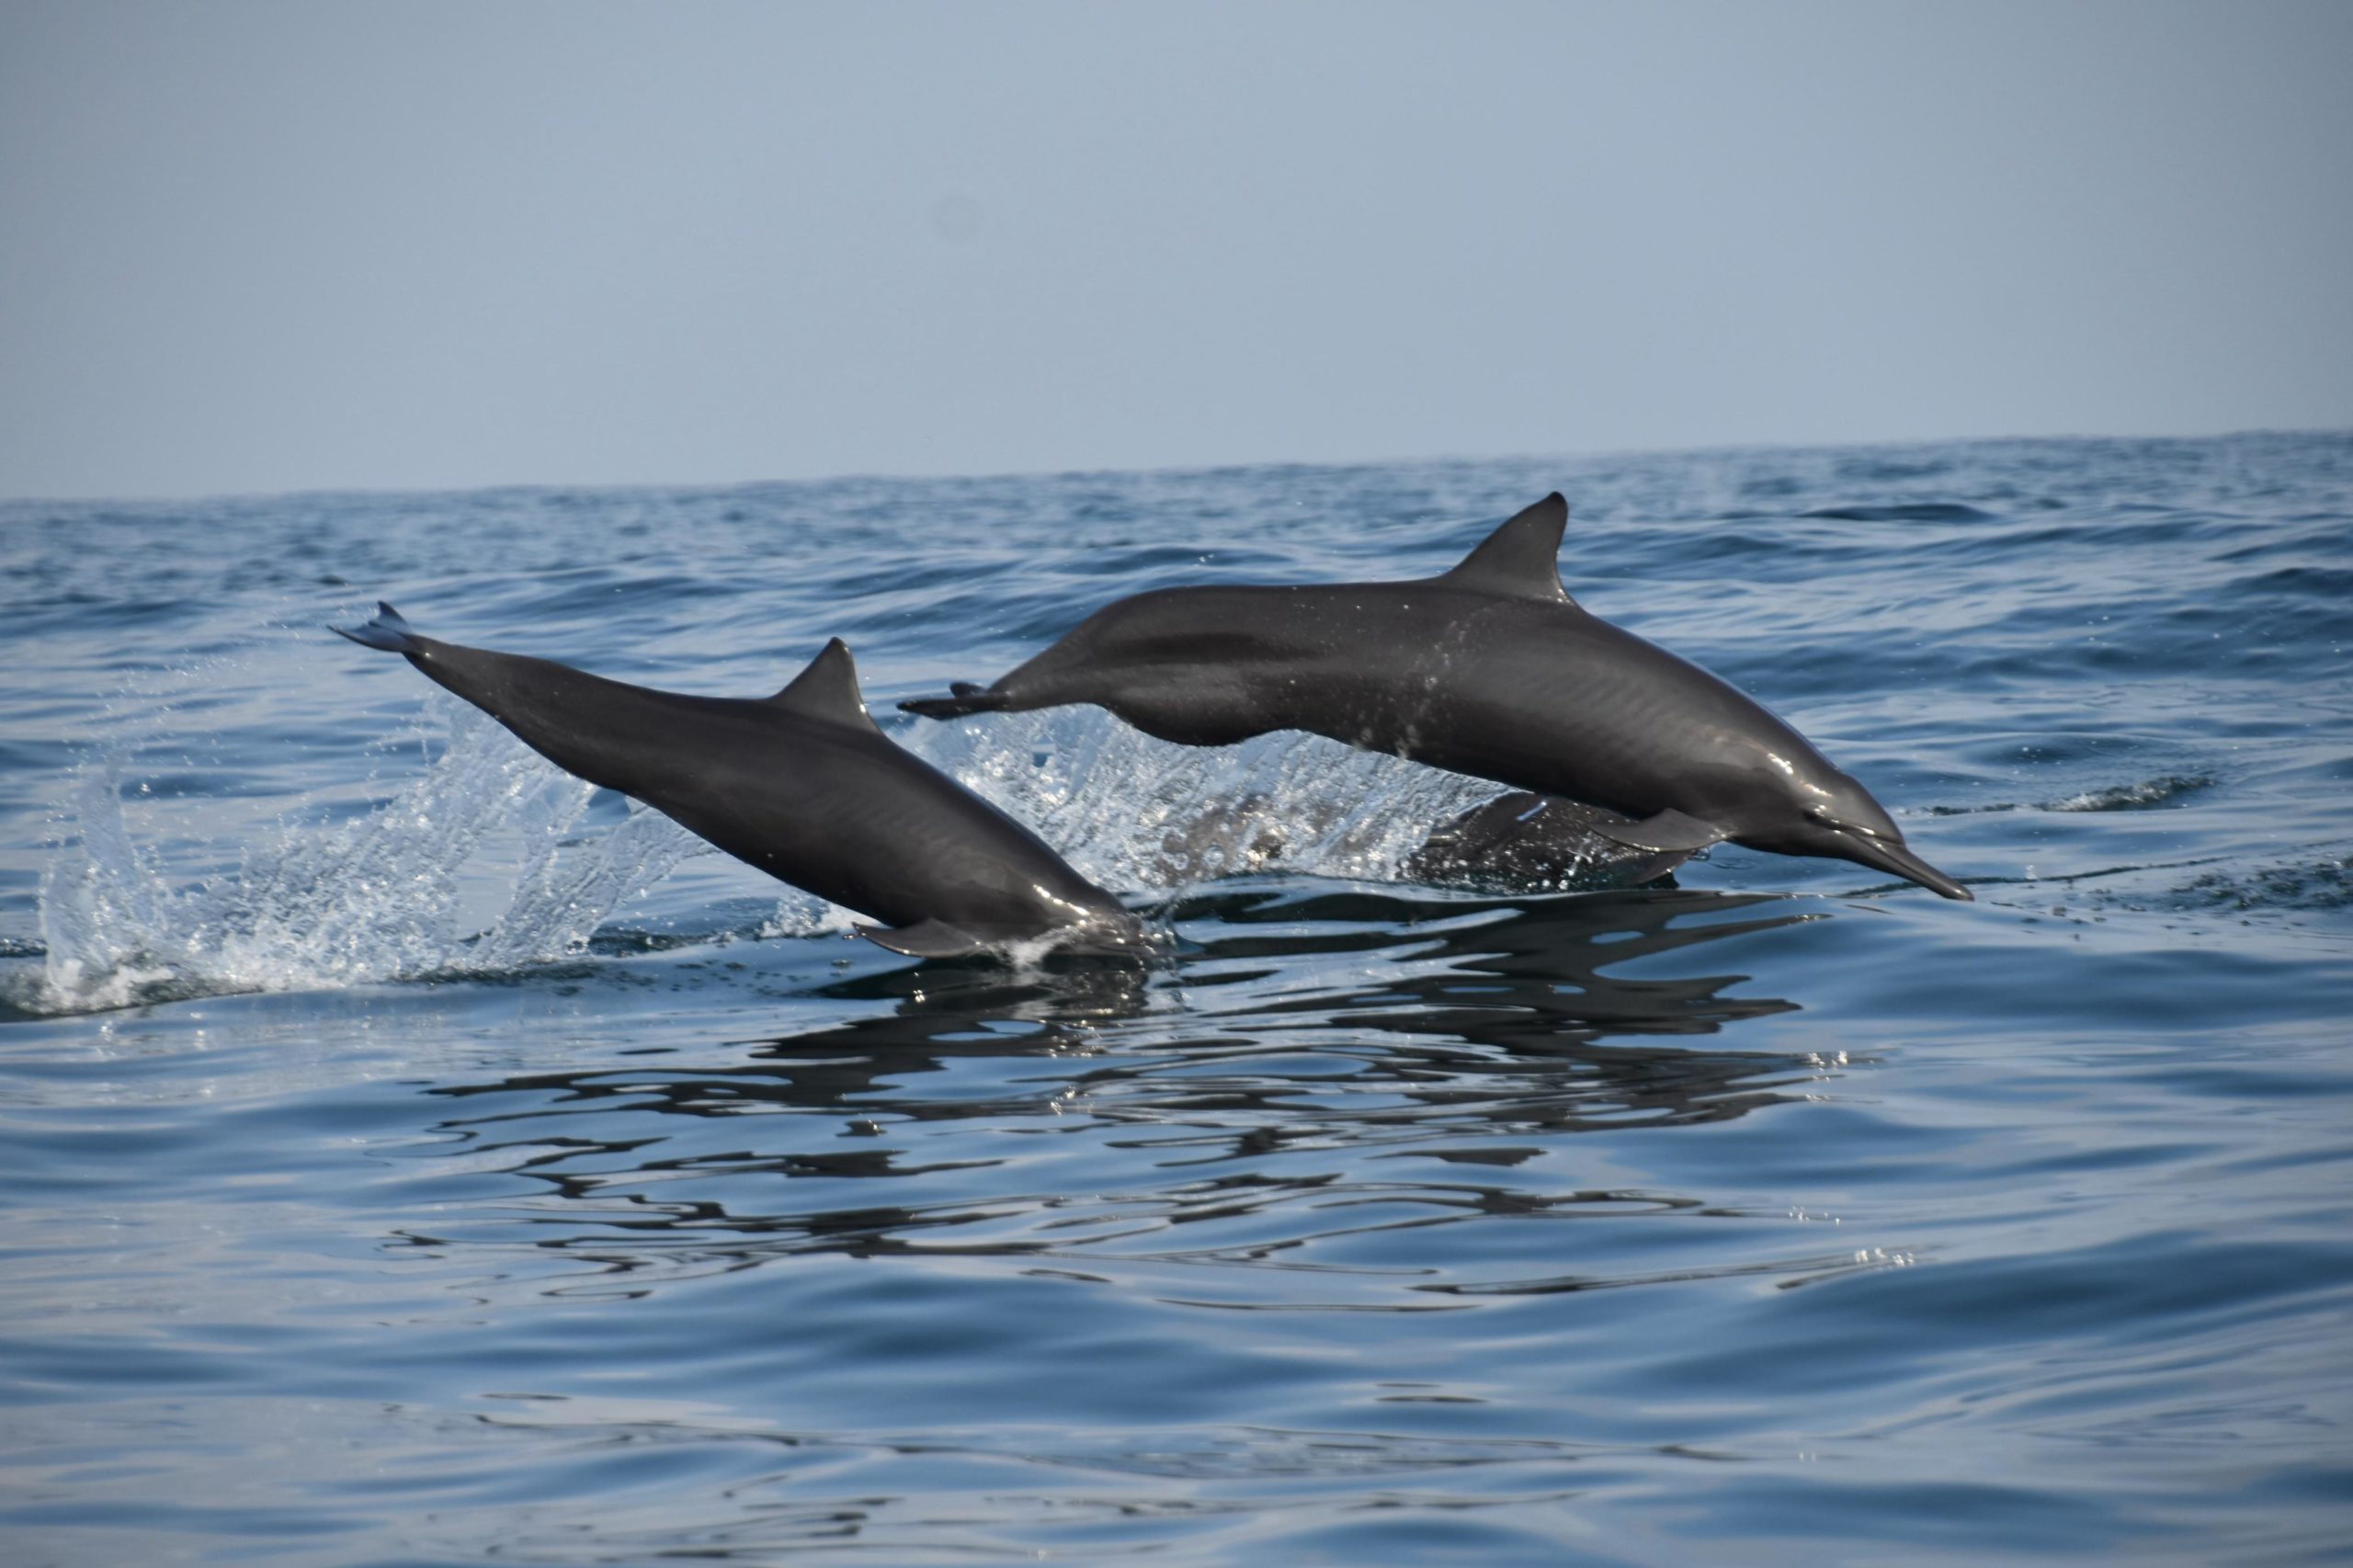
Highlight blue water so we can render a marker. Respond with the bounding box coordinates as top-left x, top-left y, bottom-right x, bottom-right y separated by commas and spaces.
2, 434, 2349, 1564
